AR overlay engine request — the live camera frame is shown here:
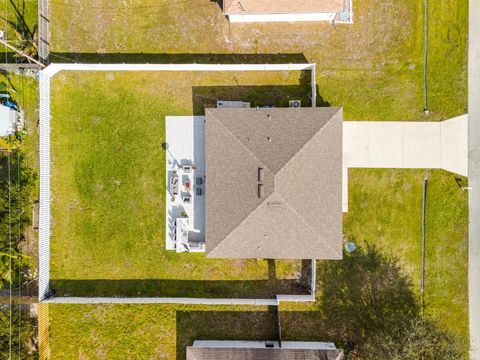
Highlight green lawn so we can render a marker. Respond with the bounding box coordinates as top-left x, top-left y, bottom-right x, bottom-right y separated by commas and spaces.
49, 0, 467, 121
343, 169, 469, 353
46, 303, 277, 360
44, 169, 468, 359
48, 177, 468, 360
45, 169, 469, 358
49, 70, 312, 298
44, 0, 468, 356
